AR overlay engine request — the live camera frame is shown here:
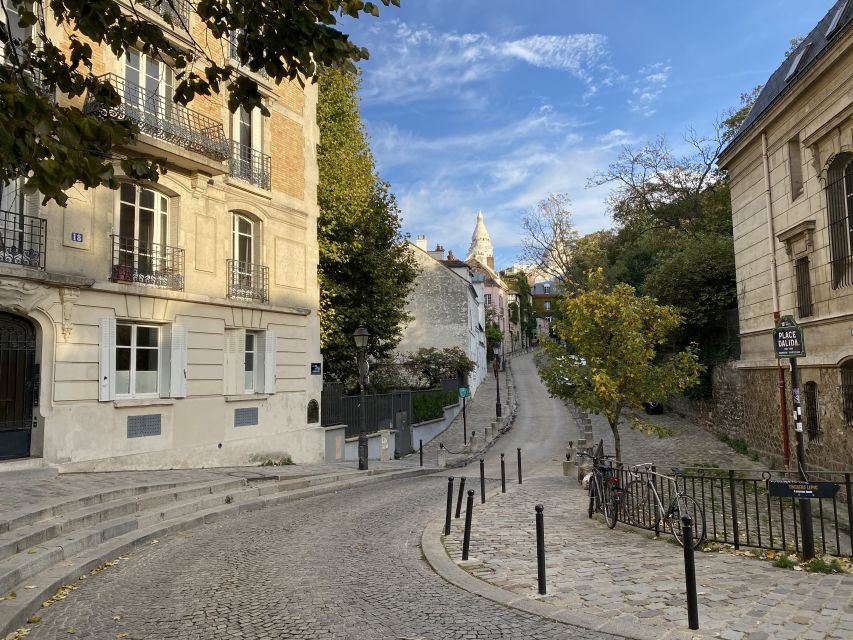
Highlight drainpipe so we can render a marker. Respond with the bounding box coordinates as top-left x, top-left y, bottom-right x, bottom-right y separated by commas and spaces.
762, 131, 790, 469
